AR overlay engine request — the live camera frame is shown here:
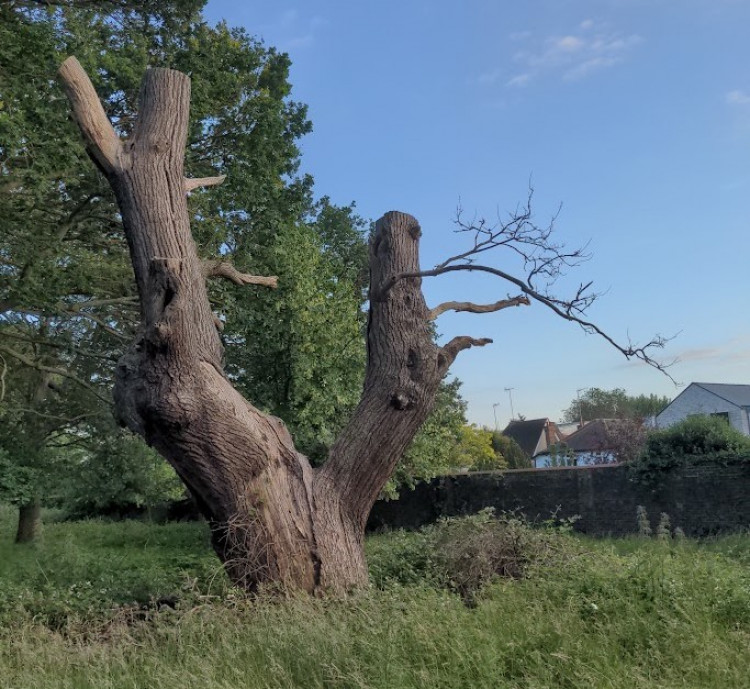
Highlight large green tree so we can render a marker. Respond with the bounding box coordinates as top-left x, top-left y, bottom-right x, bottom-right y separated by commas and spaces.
563, 388, 670, 424
0, 1, 368, 537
